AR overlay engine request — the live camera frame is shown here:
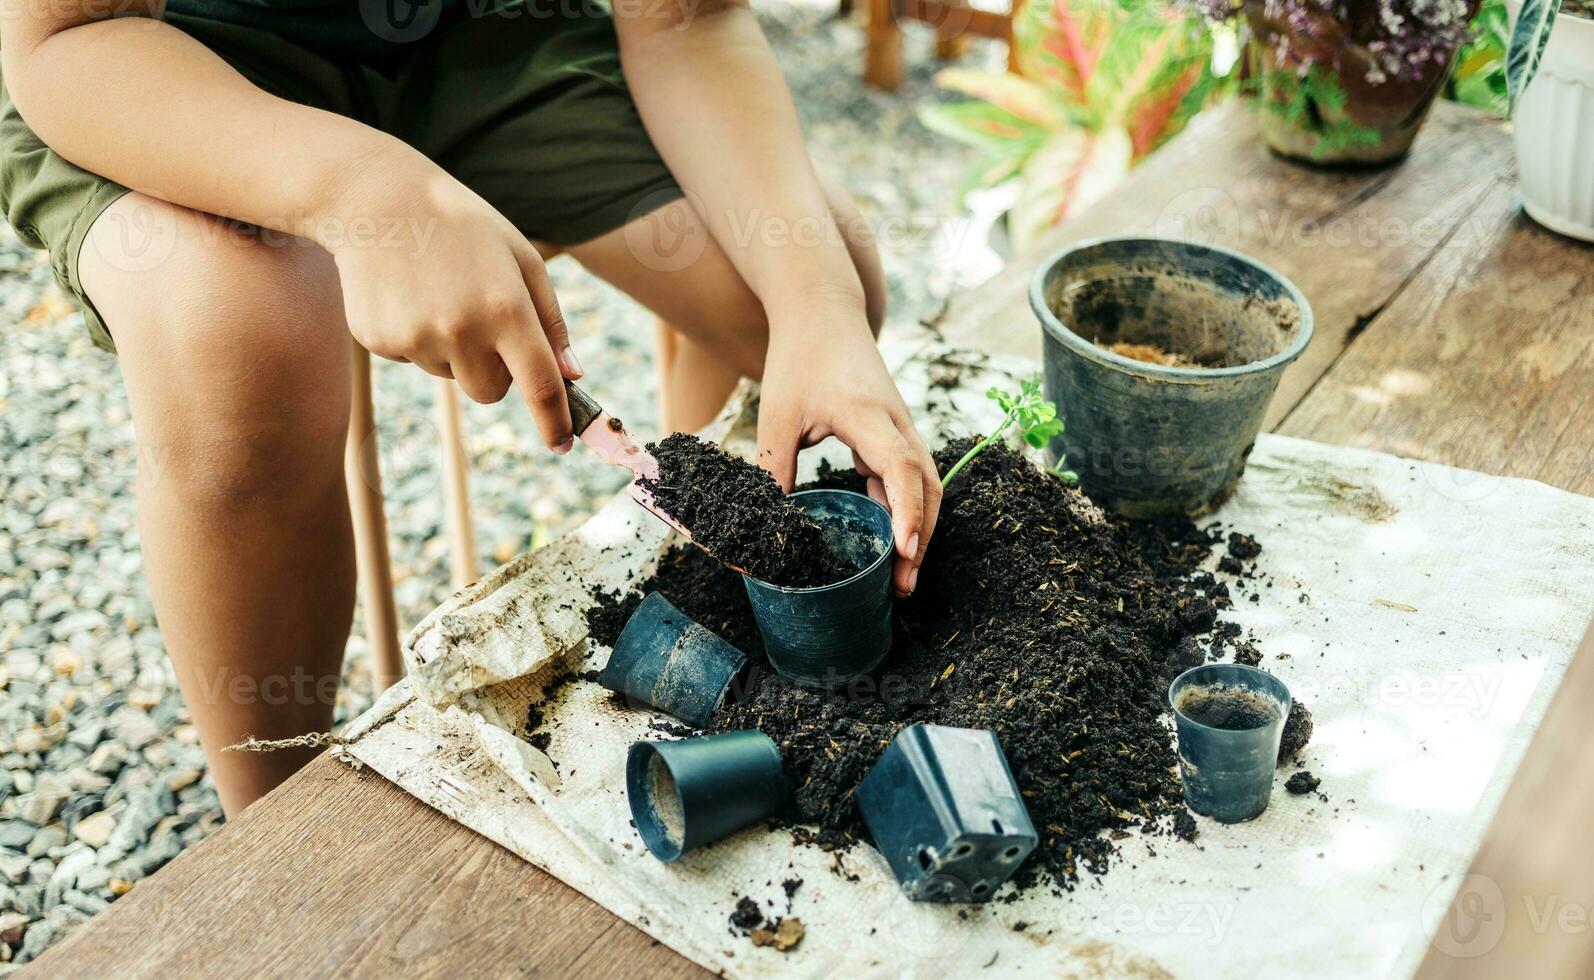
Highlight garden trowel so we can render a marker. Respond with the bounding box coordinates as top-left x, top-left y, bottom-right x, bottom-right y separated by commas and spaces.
564, 381, 747, 574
